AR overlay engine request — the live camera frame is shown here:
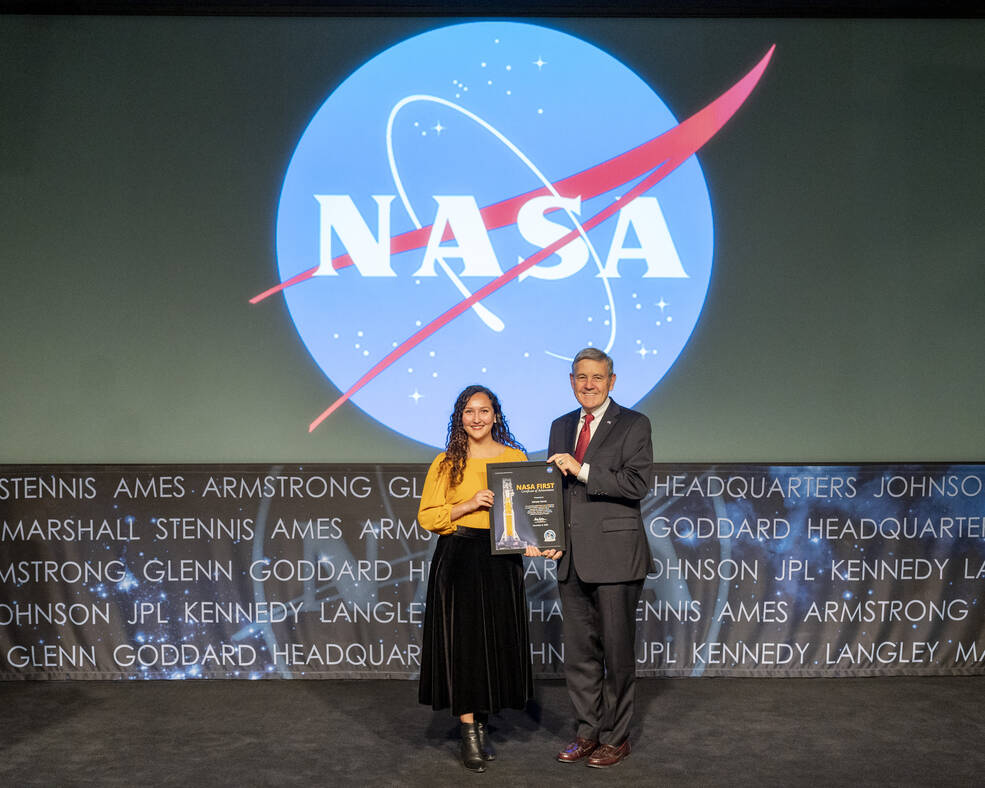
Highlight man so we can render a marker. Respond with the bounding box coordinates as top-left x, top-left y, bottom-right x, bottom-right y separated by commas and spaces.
544, 347, 653, 769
